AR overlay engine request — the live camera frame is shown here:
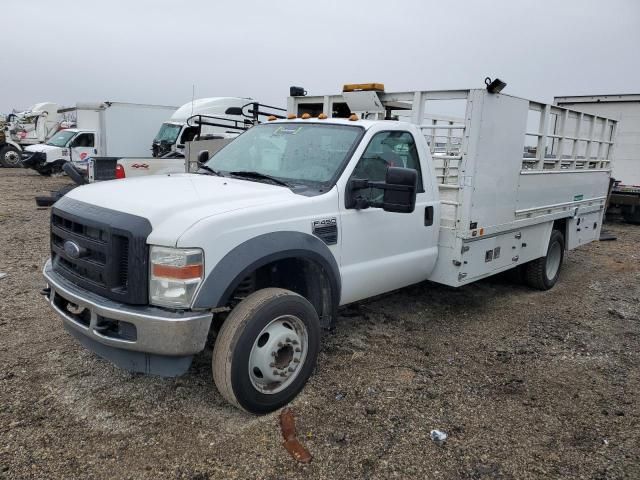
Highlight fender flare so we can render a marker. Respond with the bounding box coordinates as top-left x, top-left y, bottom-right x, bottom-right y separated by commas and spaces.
192, 231, 341, 313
